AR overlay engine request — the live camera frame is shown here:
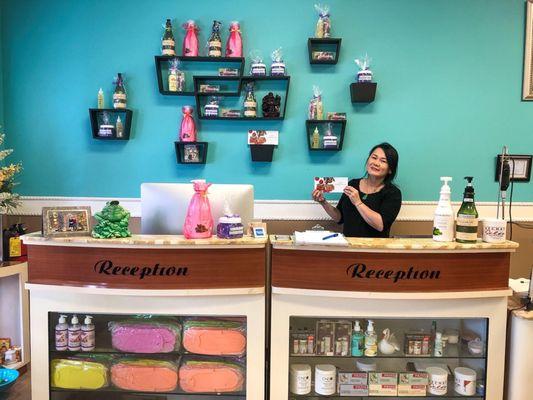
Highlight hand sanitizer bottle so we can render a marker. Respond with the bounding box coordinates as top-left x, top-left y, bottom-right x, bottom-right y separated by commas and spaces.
81, 315, 95, 352
433, 177, 454, 242
55, 314, 68, 351
351, 320, 364, 356
67, 315, 81, 351
364, 320, 377, 357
